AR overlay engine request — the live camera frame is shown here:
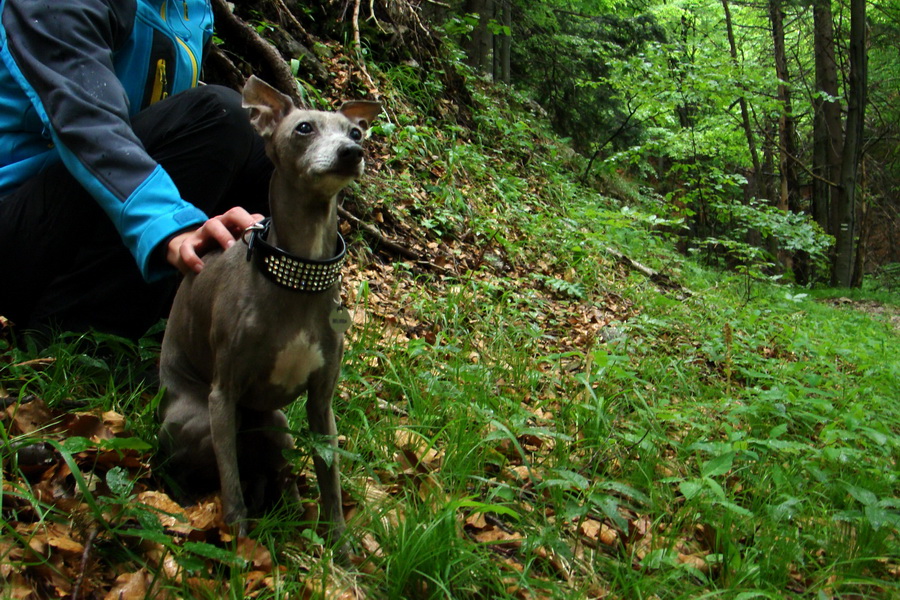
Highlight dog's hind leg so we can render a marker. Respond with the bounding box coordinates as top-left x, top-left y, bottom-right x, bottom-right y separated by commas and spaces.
157, 381, 219, 498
